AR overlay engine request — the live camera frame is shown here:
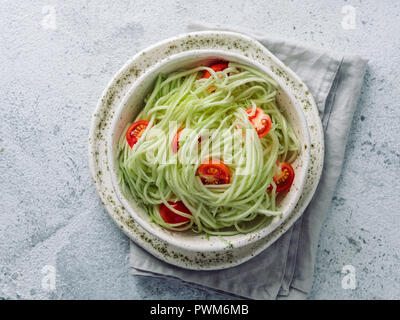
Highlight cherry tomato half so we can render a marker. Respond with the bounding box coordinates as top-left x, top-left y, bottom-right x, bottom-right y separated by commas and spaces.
246, 107, 272, 138
202, 62, 229, 79
126, 120, 149, 148
197, 160, 231, 185
268, 162, 295, 193
159, 201, 192, 224
206, 85, 217, 94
